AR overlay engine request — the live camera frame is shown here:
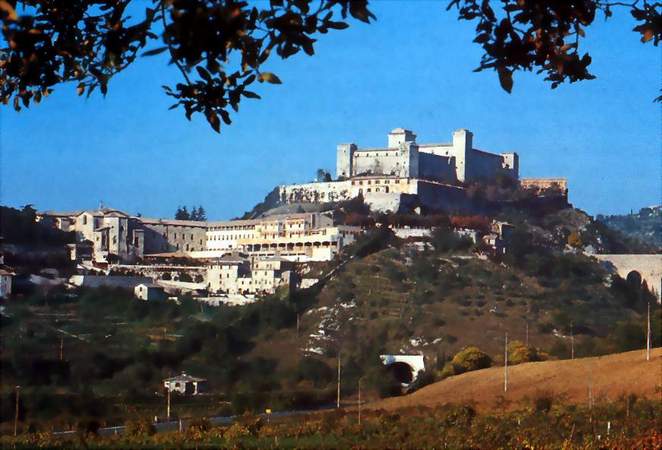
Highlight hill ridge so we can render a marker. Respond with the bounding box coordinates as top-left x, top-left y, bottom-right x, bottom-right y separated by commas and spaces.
369, 348, 662, 411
